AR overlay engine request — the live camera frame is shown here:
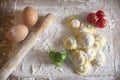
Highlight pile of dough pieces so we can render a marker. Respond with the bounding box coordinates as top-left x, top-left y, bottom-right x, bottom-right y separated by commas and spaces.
63, 16, 106, 75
